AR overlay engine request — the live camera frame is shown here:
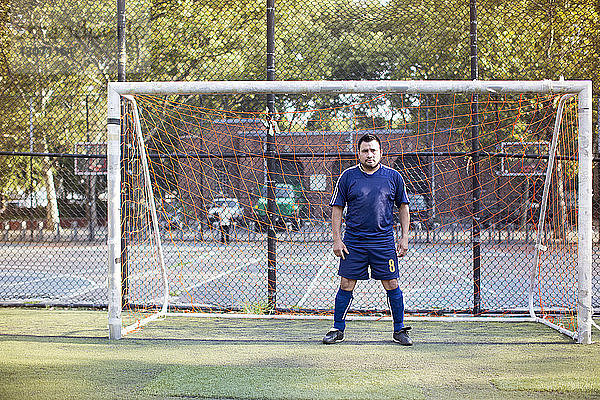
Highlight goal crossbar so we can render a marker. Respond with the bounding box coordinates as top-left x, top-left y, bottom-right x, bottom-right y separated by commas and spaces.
107, 80, 590, 96
106, 80, 593, 343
